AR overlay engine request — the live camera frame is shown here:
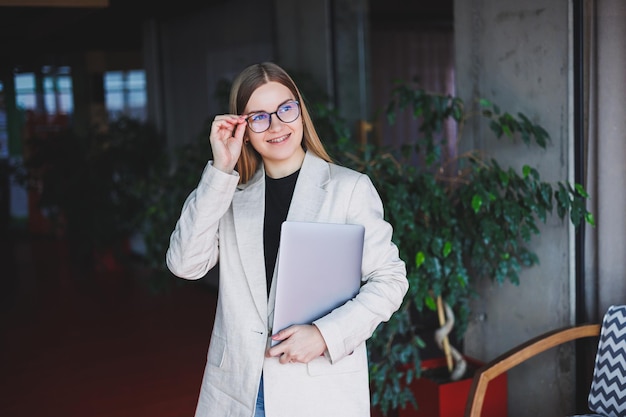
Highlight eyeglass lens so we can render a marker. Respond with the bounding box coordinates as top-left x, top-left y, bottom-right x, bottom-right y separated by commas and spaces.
247, 100, 300, 133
